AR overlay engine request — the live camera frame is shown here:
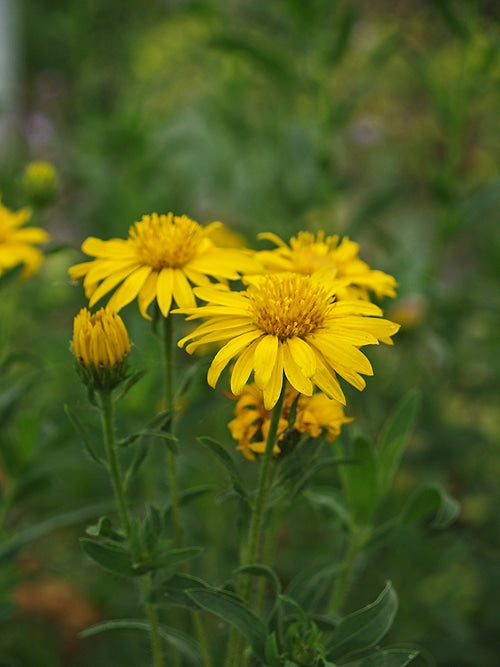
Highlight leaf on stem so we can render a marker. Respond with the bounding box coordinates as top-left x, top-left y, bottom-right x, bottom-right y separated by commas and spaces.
197, 436, 249, 506
327, 582, 398, 661
187, 587, 268, 660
